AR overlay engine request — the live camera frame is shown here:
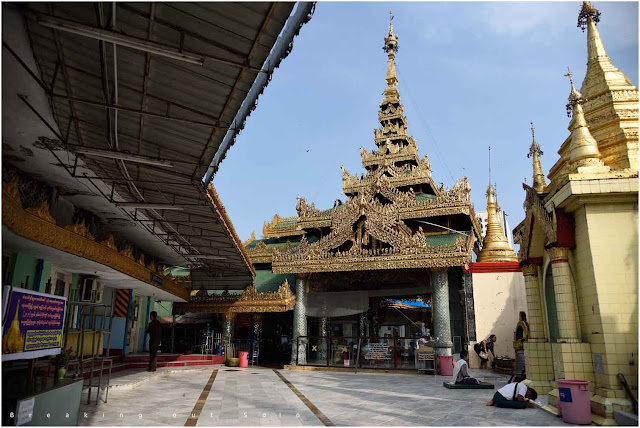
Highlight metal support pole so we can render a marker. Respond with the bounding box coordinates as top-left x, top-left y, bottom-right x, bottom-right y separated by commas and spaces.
171, 314, 176, 353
